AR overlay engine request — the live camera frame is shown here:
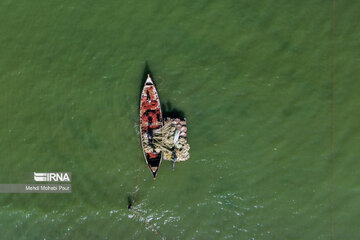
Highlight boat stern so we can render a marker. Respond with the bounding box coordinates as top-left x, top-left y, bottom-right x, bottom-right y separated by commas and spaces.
149, 166, 159, 179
